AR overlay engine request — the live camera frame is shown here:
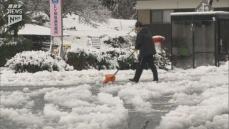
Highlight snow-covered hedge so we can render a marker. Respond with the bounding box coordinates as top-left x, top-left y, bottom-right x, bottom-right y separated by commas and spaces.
67, 51, 107, 70
154, 48, 171, 70
103, 36, 130, 48
5, 51, 74, 73
67, 35, 171, 70
66, 36, 137, 70
67, 49, 136, 70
